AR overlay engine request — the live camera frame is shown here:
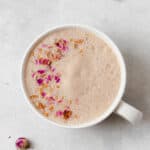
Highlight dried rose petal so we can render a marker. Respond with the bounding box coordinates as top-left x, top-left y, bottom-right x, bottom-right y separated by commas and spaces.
46, 96, 55, 101
41, 92, 46, 97
51, 67, 56, 72
54, 76, 60, 83
32, 72, 36, 78
38, 58, 51, 65
55, 39, 68, 51
56, 110, 63, 116
37, 69, 45, 74
15, 137, 30, 149
58, 99, 63, 103
47, 75, 52, 81
49, 96, 55, 101
37, 78, 43, 85
56, 78, 60, 83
